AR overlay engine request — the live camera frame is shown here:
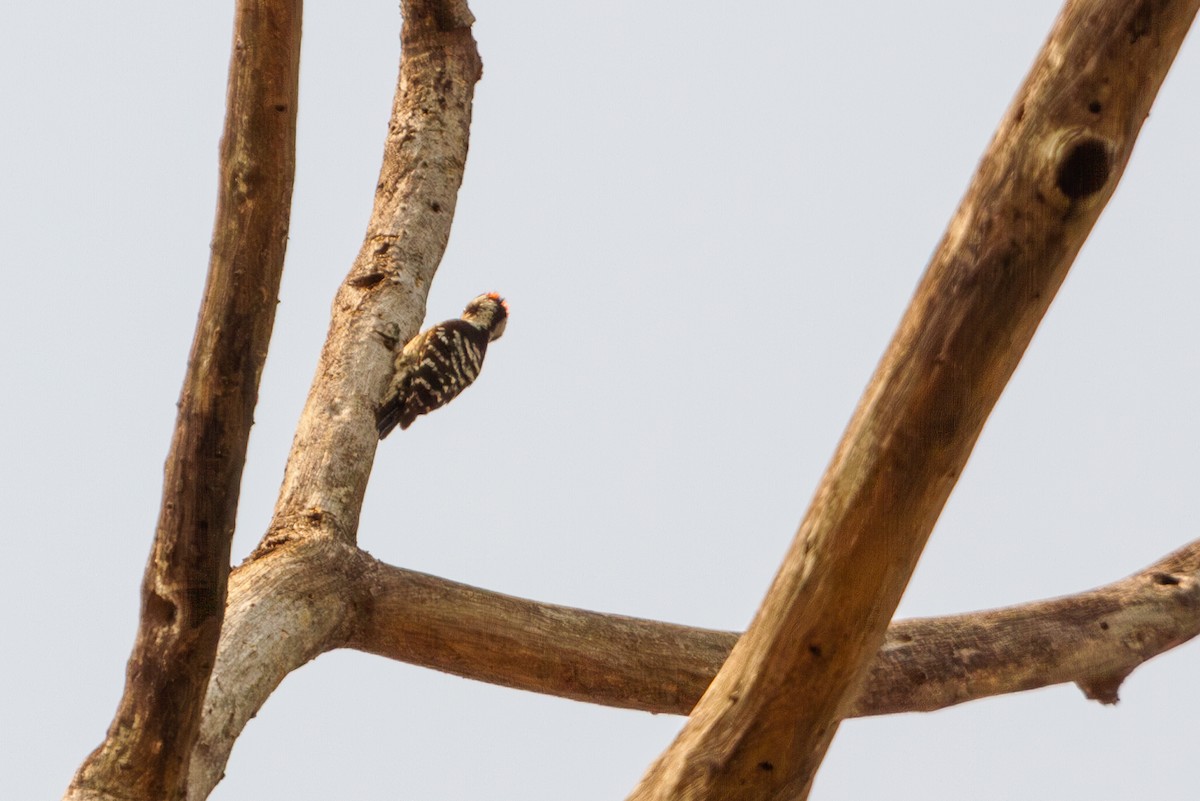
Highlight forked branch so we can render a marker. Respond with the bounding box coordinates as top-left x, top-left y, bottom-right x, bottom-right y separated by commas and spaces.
186, 1, 483, 797
79, 2, 1200, 801
189, 528, 1200, 801
349, 538, 1200, 717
